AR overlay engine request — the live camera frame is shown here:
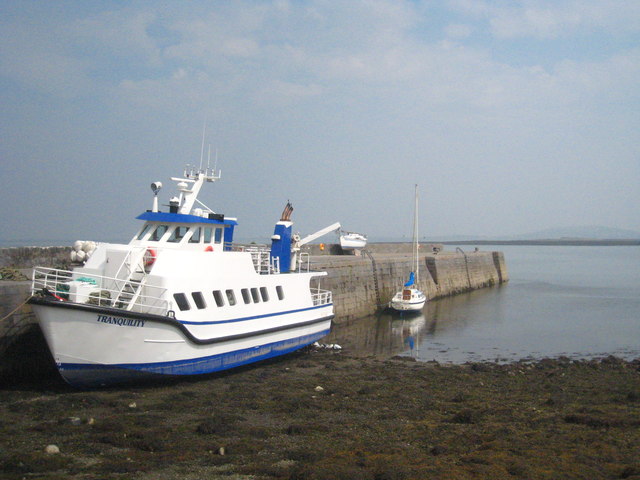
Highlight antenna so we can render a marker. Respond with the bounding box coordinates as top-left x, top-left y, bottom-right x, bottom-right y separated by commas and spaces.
199, 120, 206, 171
207, 144, 211, 171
